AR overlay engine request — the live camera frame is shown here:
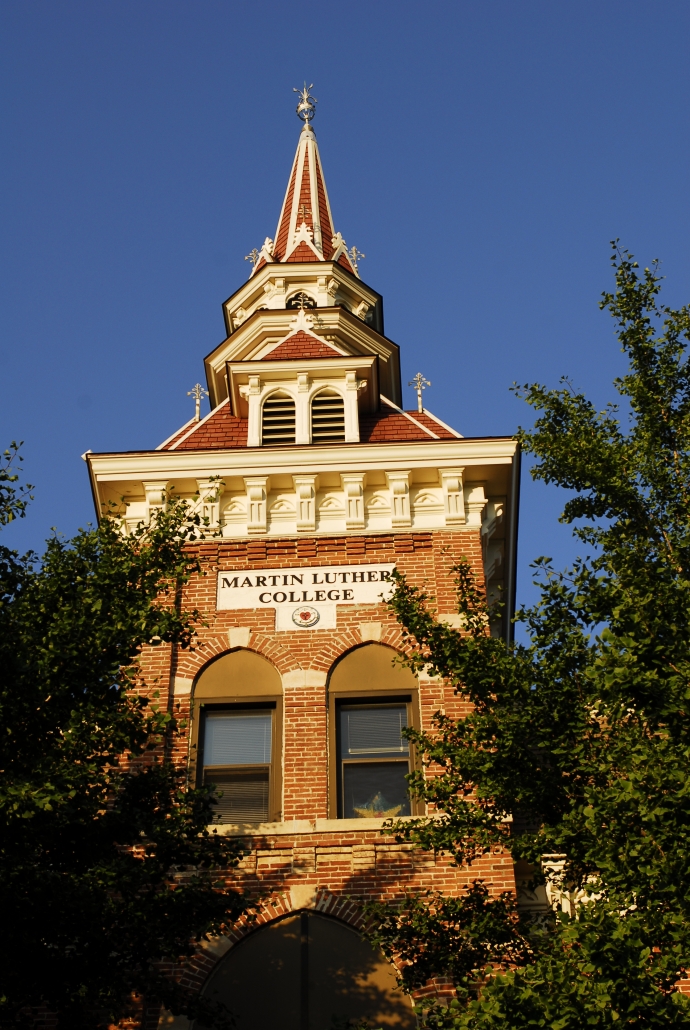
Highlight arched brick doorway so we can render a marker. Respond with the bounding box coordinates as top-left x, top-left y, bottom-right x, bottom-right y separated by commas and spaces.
196, 910, 415, 1029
